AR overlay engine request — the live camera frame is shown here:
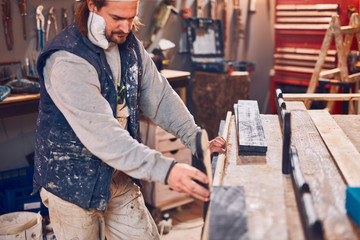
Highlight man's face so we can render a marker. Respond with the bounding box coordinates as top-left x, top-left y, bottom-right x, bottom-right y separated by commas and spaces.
91, 1, 138, 45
